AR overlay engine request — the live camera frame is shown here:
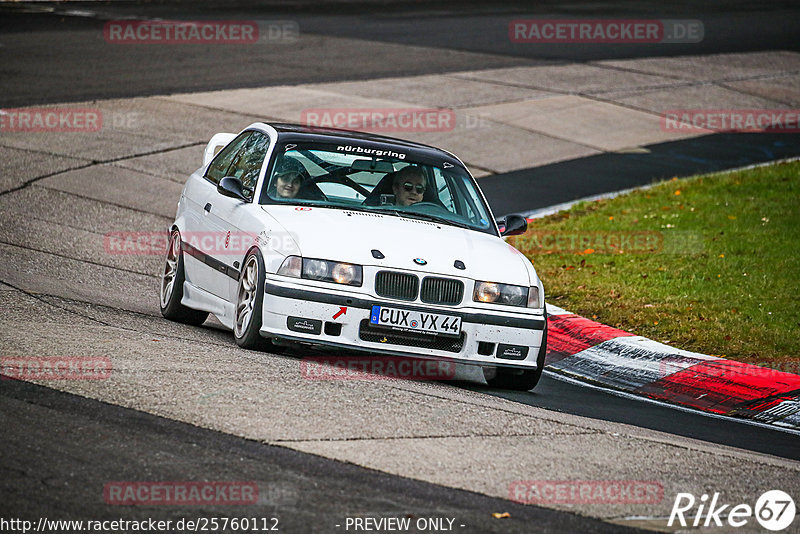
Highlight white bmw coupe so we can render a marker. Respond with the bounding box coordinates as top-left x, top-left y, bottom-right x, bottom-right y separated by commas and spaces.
160, 123, 547, 390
